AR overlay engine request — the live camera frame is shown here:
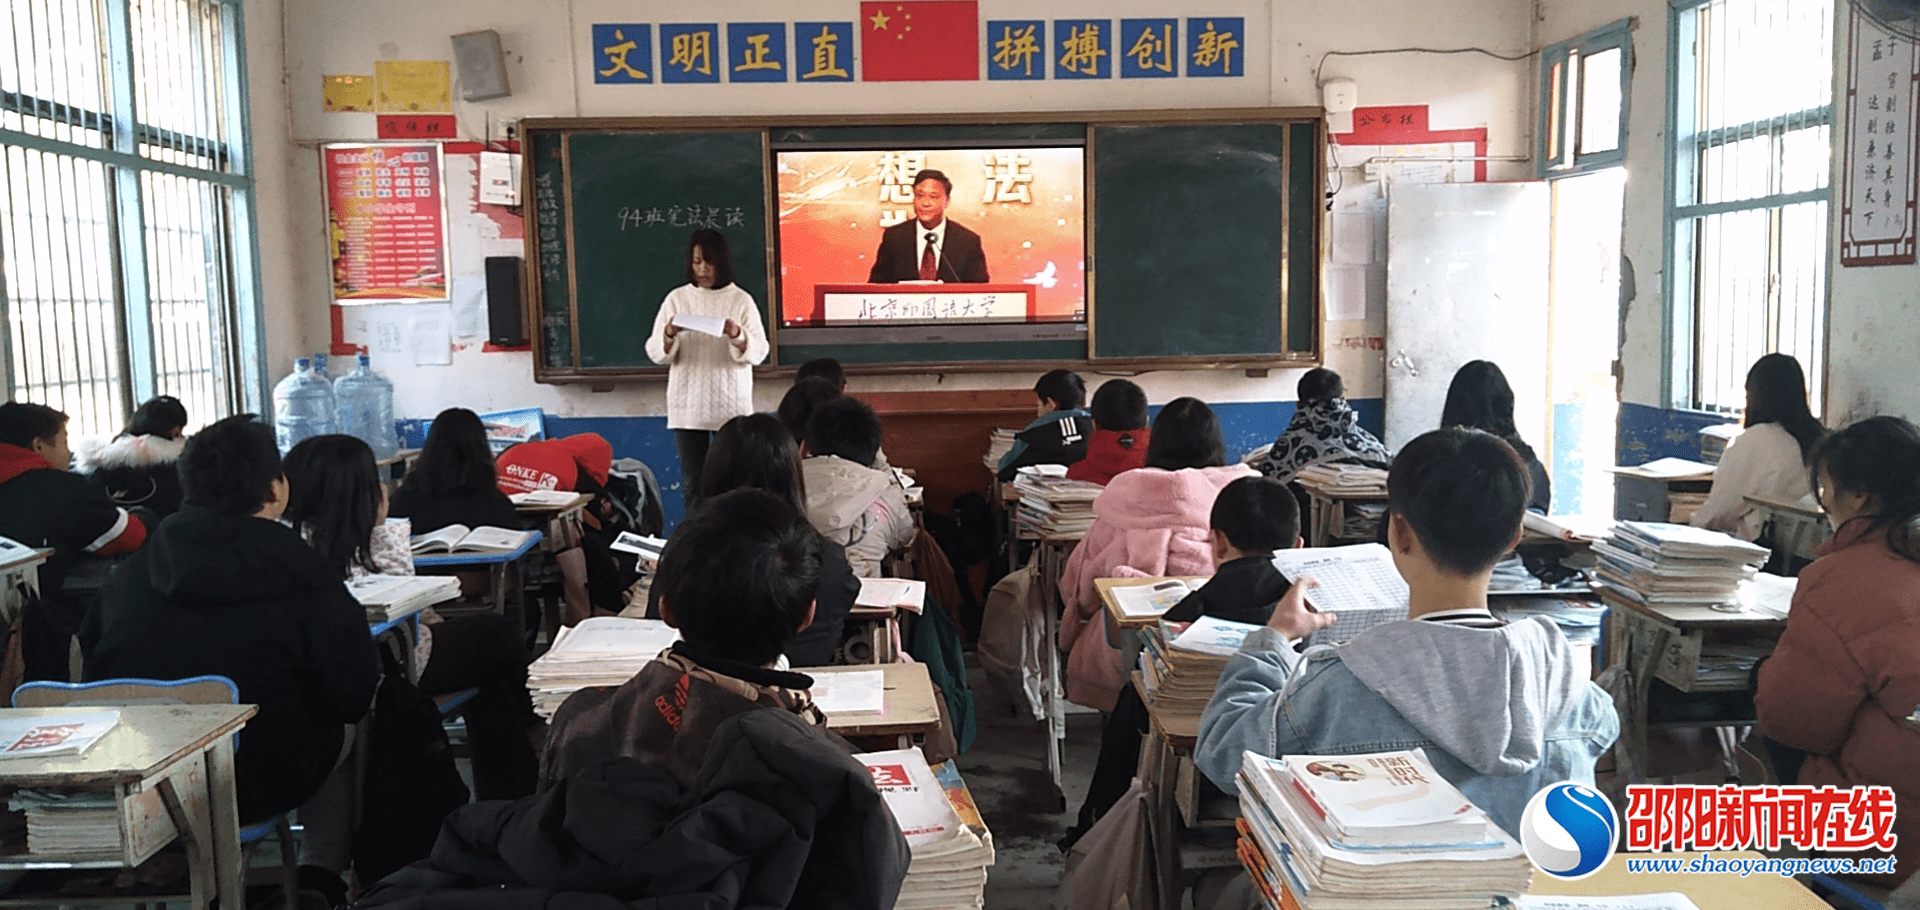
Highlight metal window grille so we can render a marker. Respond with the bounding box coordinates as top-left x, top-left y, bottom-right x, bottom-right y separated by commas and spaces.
1, 0, 256, 441
1670, 0, 1833, 413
